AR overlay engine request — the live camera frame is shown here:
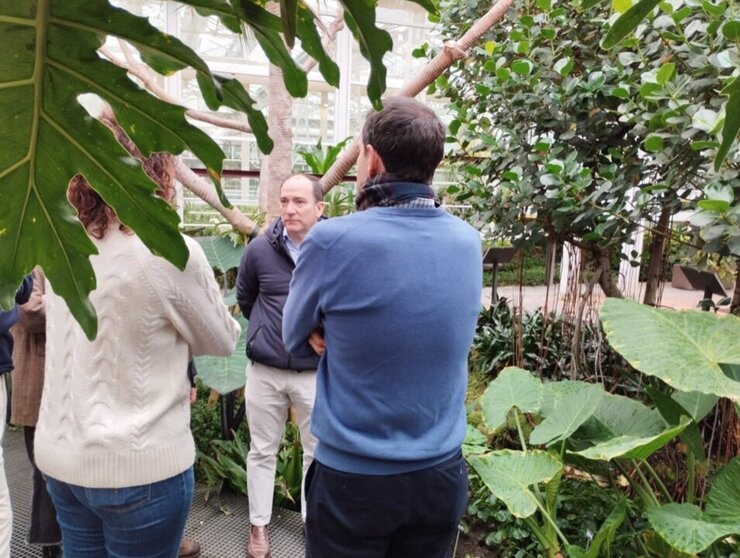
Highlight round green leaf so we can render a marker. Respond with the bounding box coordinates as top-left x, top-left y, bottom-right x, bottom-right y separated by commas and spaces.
644, 135, 665, 152
705, 457, 740, 523
195, 236, 244, 273
512, 59, 534, 75
554, 56, 574, 76
723, 21, 740, 40
656, 62, 676, 84
480, 367, 543, 430
195, 316, 248, 395
467, 450, 562, 518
